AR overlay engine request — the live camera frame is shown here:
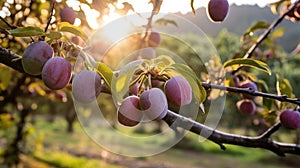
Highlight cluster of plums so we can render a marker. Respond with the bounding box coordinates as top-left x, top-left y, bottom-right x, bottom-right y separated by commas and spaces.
235, 80, 258, 116
207, 0, 229, 22
22, 41, 72, 90
118, 76, 192, 127
233, 77, 300, 130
